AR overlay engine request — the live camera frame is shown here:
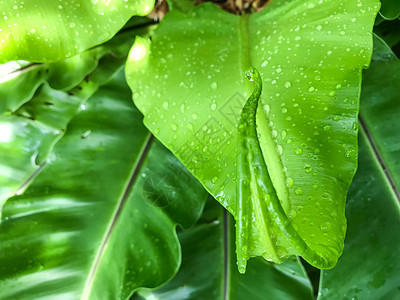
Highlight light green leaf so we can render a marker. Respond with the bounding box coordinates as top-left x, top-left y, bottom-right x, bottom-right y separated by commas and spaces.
134, 198, 314, 300
318, 53, 400, 300
0, 0, 154, 63
0, 25, 150, 209
0, 69, 208, 299
126, 0, 379, 269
